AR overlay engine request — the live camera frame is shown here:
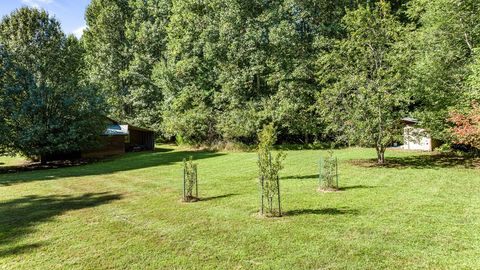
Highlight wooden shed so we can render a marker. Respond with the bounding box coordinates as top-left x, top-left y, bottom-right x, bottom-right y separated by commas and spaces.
81, 119, 155, 158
